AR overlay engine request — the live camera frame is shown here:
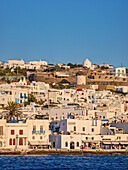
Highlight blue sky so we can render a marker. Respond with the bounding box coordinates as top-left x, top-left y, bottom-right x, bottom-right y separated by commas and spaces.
0, 0, 128, 67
